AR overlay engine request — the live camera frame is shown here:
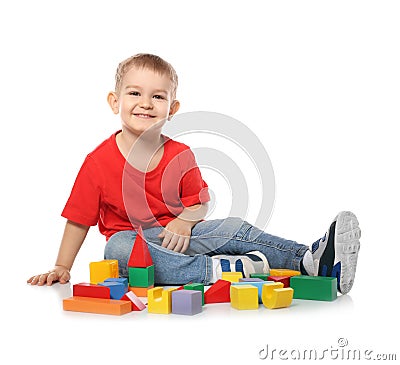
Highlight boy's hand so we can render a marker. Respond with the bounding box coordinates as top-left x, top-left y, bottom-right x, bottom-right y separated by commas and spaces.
158, 218, 195, 253
27, 265, 70, 286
